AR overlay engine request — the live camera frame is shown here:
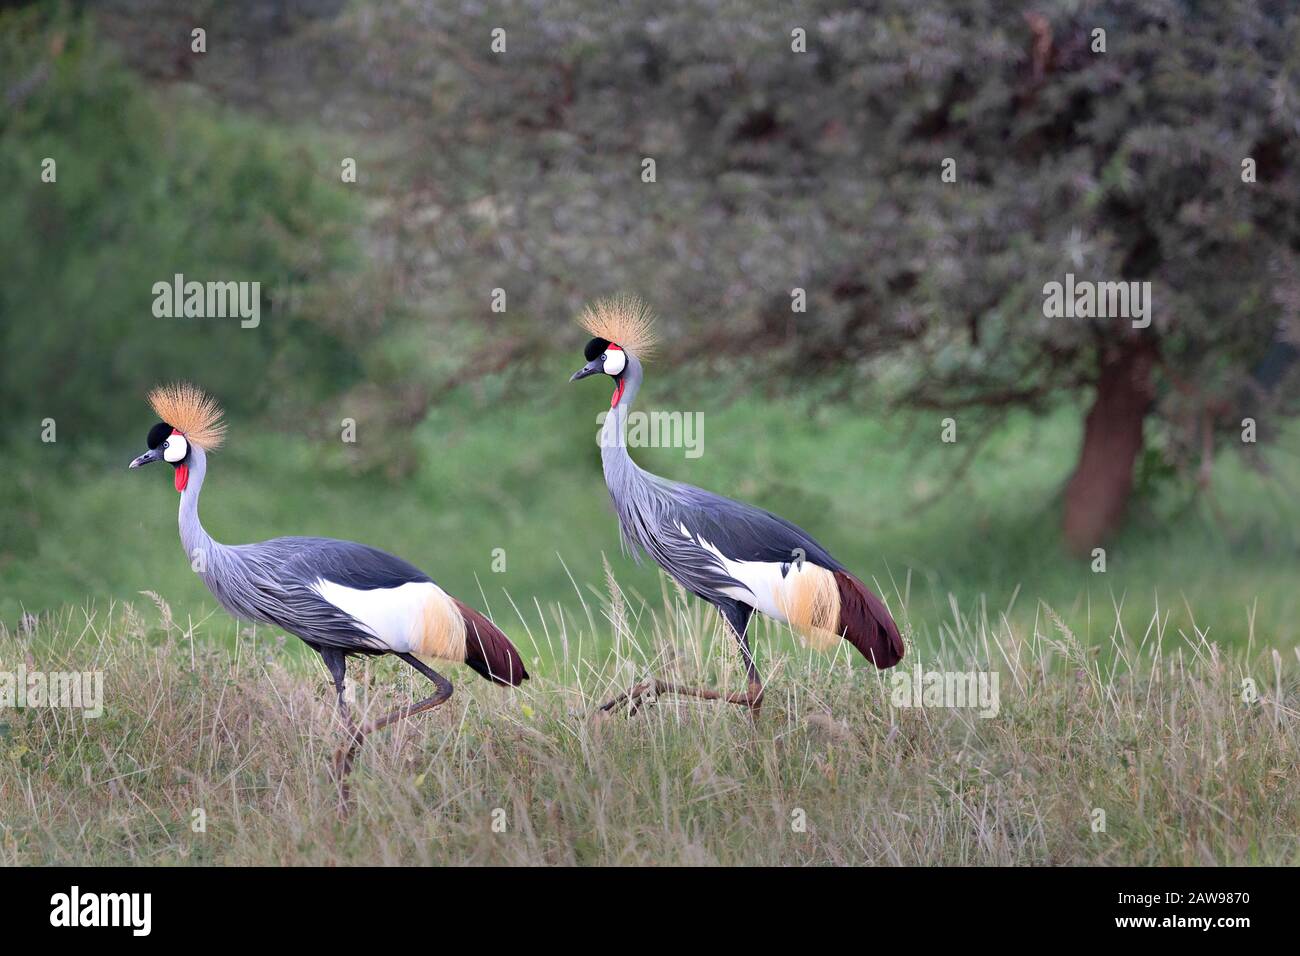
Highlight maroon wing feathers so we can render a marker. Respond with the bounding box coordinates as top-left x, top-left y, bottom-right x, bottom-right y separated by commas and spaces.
455, 599, 529, 686
834, 571, 904, 669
